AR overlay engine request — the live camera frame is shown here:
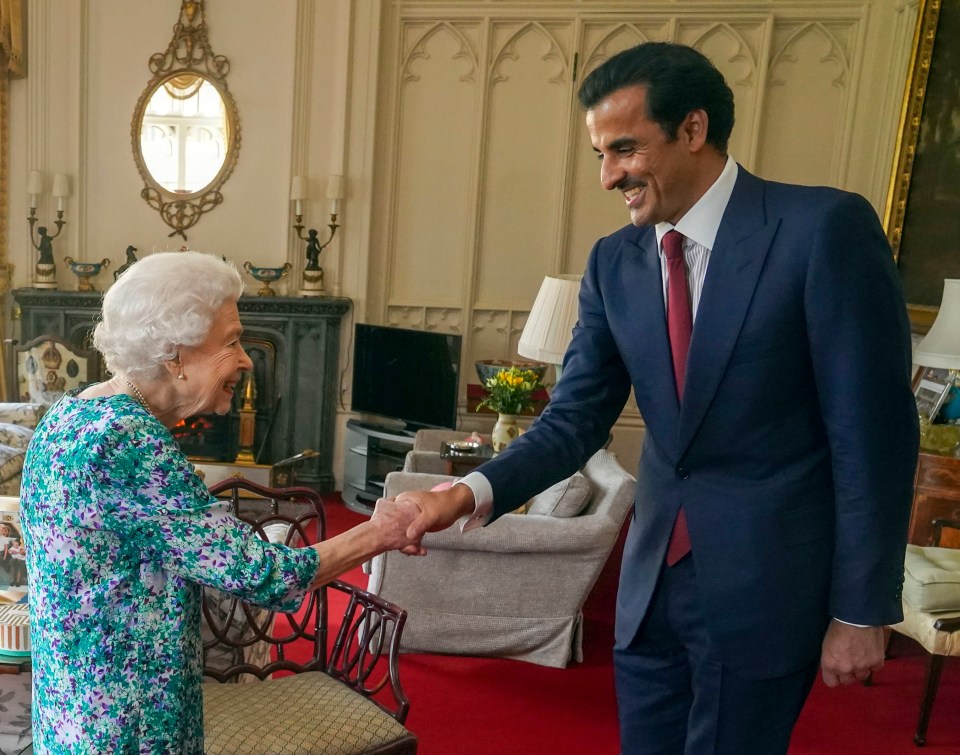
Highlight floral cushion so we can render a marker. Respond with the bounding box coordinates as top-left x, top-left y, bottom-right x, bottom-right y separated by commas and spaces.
0, 425, 33, 451
0, 445, 26, 485
0, 404, 44, 429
